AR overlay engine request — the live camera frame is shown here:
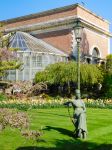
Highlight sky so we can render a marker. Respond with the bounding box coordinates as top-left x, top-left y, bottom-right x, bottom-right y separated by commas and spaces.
0, 0, 112, 53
